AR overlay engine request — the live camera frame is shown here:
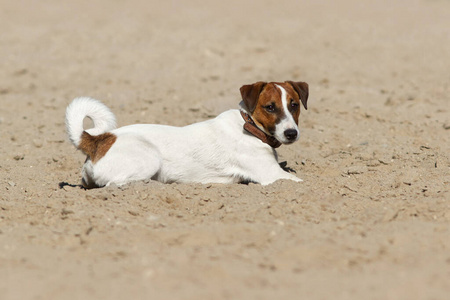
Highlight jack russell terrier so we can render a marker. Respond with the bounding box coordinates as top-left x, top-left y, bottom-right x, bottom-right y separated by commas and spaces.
65, 81, 308, 188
